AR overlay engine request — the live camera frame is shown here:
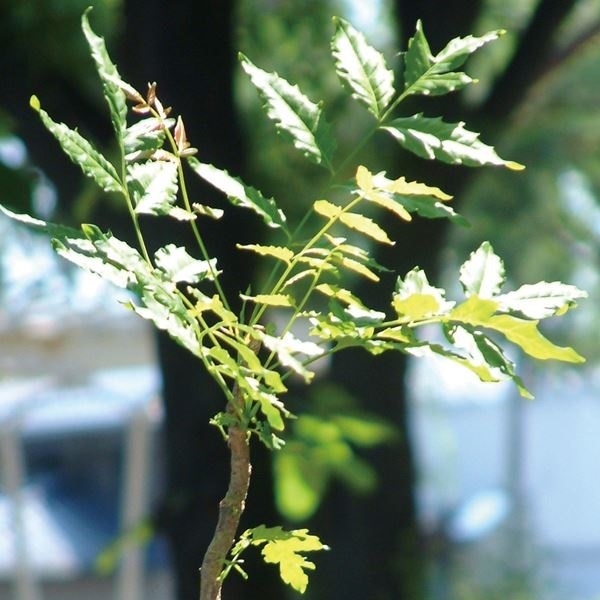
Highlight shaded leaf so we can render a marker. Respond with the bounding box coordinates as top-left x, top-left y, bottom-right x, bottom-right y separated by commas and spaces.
188, 158, 288, 232
81, 10, 127, 137
239, 54, 336, 170
123, 117, 174, 155
31, 99, 121, 193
